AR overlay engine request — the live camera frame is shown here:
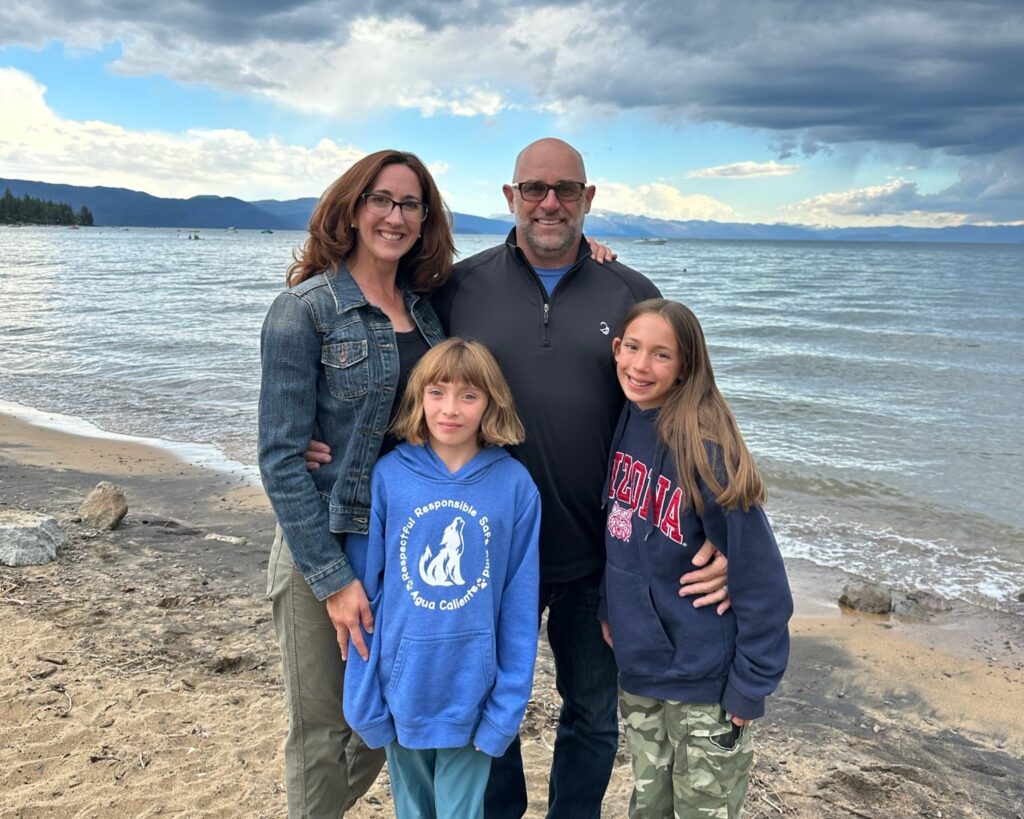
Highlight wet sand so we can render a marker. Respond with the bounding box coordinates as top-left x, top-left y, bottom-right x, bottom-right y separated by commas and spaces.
2, 411, 1022, 818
